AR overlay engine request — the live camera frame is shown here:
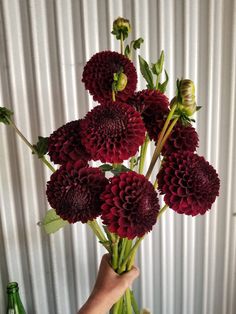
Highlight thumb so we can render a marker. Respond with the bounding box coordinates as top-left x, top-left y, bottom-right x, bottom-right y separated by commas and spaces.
121, 266, 140, 285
